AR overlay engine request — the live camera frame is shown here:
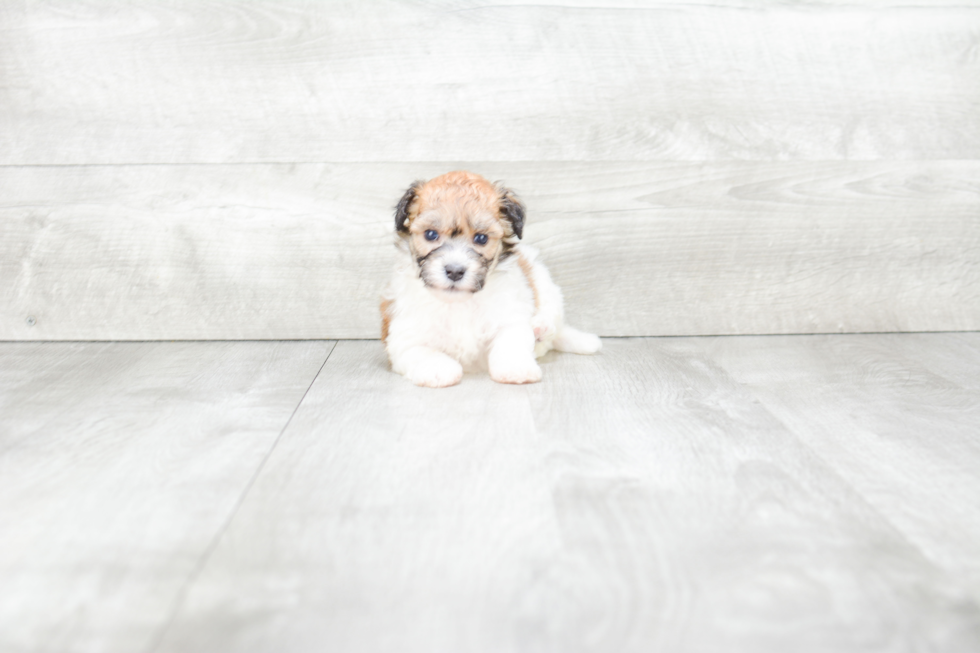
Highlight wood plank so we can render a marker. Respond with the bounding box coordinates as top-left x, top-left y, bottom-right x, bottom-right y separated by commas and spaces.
0, 340, 332, 653
2, 161, 977, 340
1, 2, 978, 164
704, 332, 980, 601
152, 339, 980, 653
